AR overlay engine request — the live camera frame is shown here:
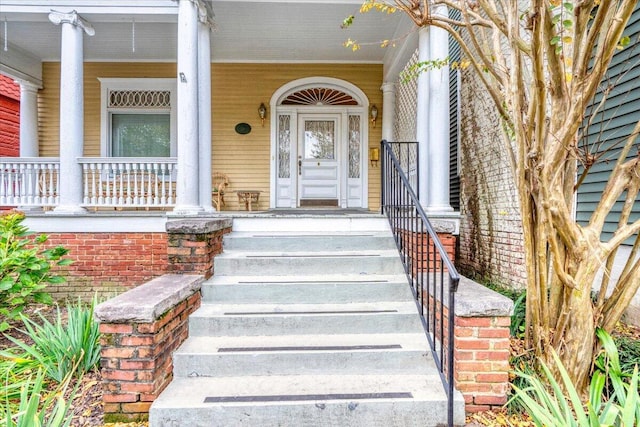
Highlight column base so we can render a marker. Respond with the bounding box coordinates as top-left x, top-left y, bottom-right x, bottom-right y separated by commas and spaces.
52, 205, 87, 214
170, 205, 206, 216
424, 210, 460, 235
